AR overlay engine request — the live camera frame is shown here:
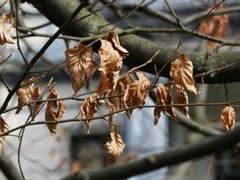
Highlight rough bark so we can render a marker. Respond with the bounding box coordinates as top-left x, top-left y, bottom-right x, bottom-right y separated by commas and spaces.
24, 0, 240, 83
